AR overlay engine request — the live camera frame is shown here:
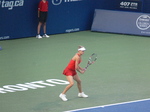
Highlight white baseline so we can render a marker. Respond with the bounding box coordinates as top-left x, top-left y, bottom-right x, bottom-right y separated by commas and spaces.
64, 98, 150, 112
